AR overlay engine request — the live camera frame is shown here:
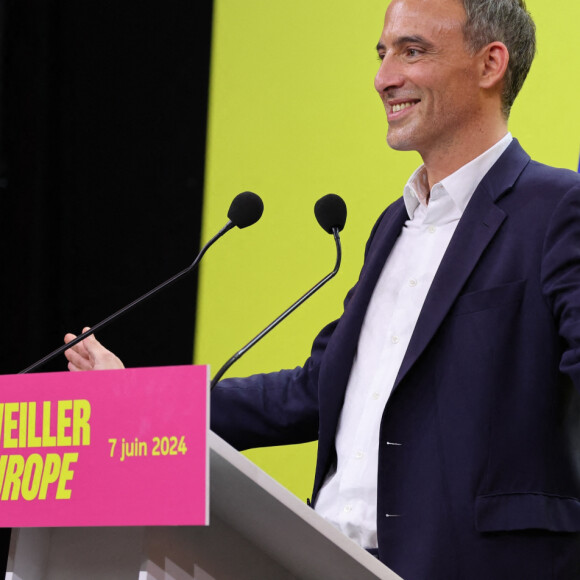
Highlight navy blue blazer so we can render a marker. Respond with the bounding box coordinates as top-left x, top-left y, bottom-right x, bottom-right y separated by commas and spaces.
212, 140, 580, 579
